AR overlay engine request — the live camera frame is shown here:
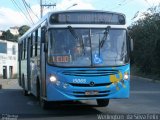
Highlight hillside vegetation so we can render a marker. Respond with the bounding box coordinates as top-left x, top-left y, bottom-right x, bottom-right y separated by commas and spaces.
129, 5, 160, 79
